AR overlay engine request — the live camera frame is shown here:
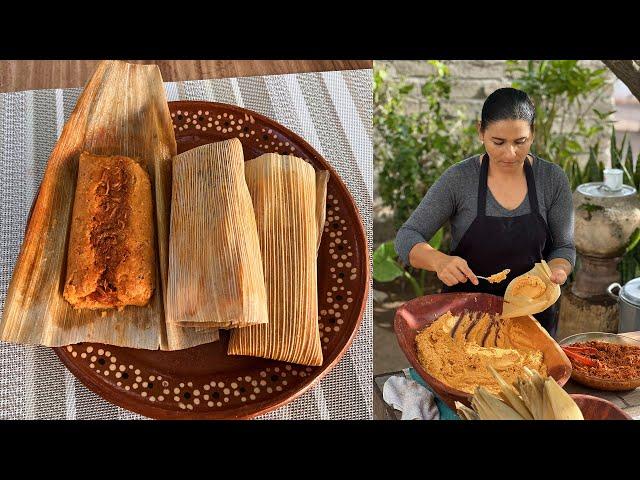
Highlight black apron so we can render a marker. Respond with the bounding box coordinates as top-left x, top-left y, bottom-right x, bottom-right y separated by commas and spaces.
442, 154, 558, 337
